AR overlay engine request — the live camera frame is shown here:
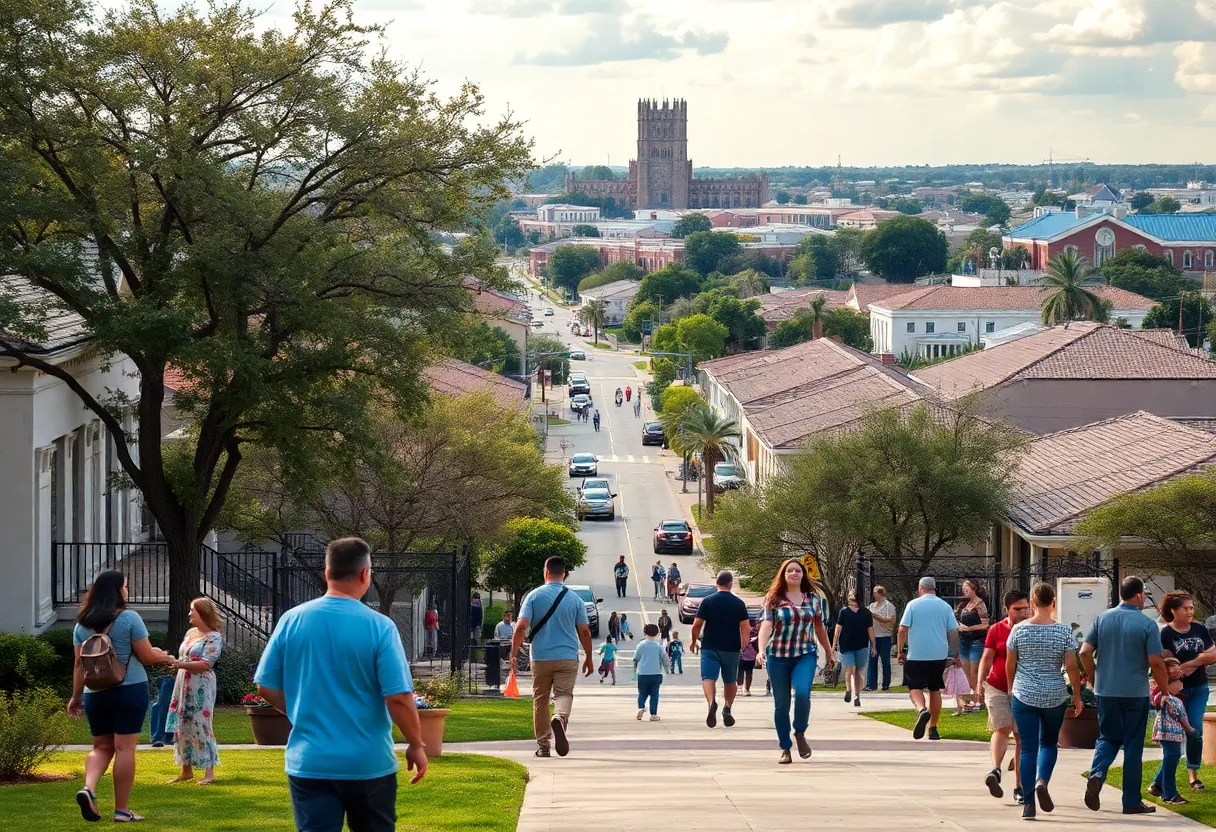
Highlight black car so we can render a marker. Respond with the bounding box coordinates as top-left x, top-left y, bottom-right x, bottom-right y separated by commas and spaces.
653, 519, 694, 554
641, 421, 665, 446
